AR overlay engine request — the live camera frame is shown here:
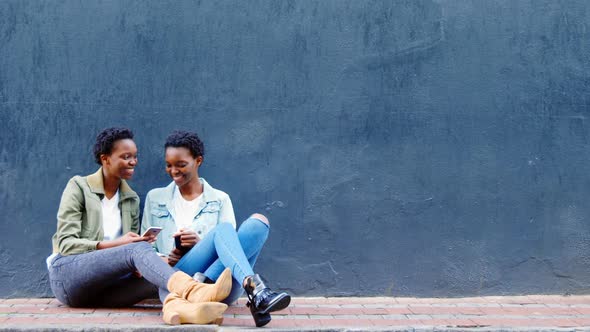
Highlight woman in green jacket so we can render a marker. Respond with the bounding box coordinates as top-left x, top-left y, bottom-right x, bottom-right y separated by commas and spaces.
47, 127, 232, 325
